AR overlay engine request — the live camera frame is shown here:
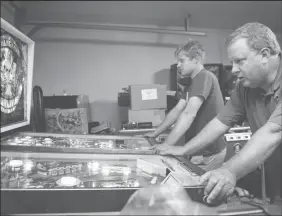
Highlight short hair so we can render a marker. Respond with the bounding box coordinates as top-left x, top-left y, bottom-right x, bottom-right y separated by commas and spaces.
226, 22, 281, 55
175, 40, 206, 61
